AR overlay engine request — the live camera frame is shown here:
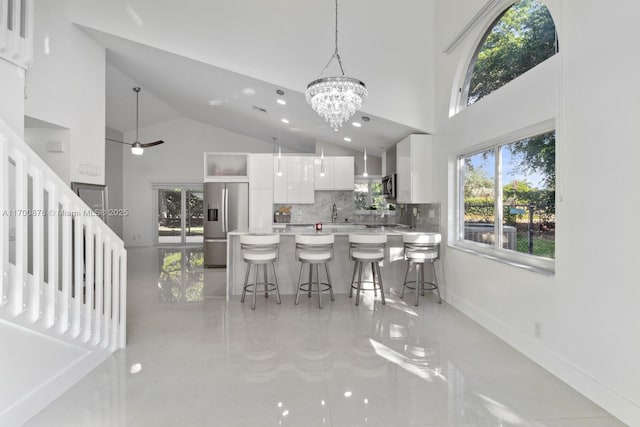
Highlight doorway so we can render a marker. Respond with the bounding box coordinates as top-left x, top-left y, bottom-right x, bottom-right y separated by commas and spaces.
154, 185, 204, 245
